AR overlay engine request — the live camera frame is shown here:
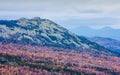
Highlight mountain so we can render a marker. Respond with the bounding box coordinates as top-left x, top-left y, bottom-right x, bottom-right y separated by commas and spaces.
89, 37, 120, 53
0, 17, 108, 51
70, 26, 120, 40
0, 17, 120, 75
